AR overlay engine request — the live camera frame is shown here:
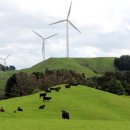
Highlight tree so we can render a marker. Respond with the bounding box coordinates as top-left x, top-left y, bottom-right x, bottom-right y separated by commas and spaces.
4, 69, 88, 98
9, 65, 16, 70
114, 55, 130, 70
